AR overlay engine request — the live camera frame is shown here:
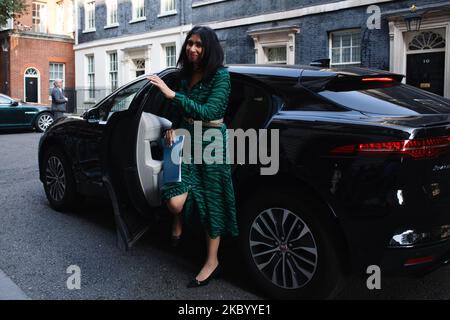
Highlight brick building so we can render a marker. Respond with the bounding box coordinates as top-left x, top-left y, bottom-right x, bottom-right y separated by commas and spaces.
74, 0, 450, 112
0, 0, 75, 109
